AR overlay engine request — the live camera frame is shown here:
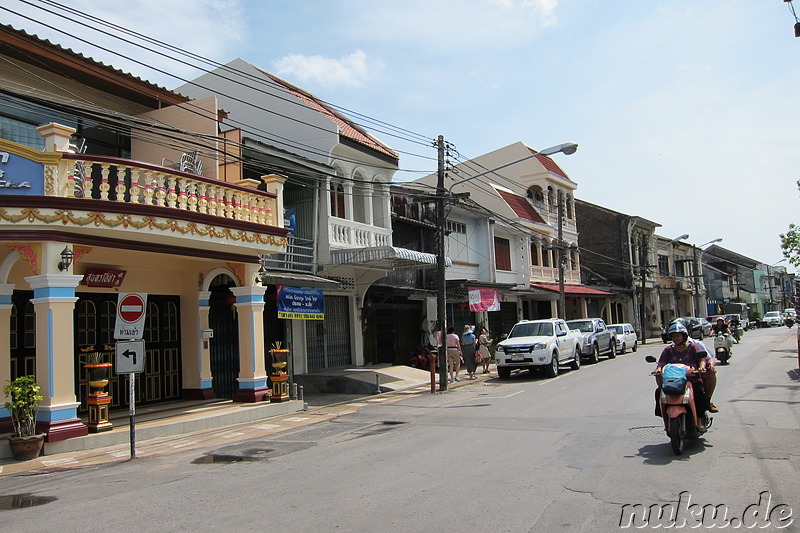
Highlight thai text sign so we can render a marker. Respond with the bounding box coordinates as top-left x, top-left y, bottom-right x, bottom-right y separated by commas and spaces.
277, 286, 324, 320
468, 287, 500, 312
114, 293, 147, 339
81, 268, 126, 288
